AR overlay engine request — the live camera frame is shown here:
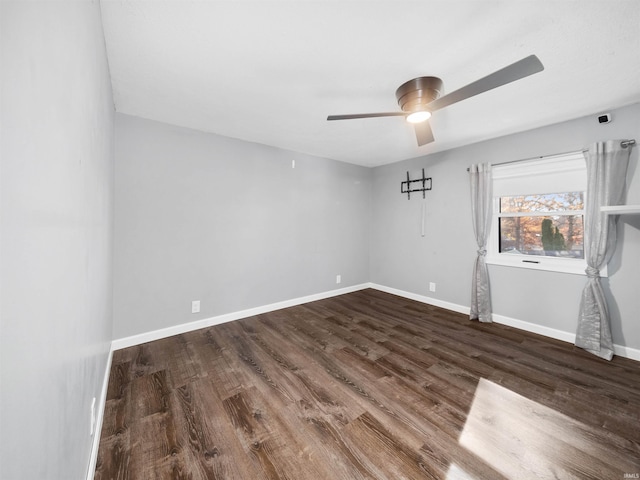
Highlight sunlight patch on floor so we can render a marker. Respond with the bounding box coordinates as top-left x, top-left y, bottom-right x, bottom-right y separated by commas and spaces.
450, 378, 624, 479
444, 462, 476, 480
